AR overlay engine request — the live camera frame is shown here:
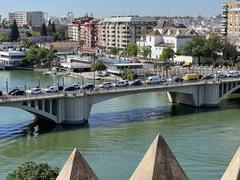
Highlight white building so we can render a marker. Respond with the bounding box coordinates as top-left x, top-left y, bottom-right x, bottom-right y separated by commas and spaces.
137, 22, 199, 59
98, 16, 158, 49
0, 49, 26, 66
9, 11, 45, 27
